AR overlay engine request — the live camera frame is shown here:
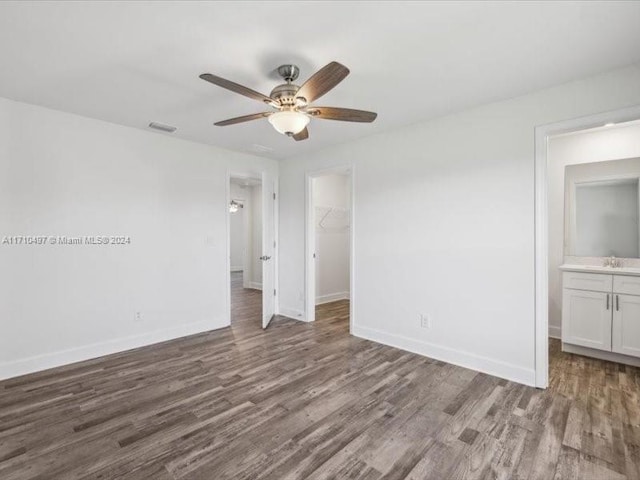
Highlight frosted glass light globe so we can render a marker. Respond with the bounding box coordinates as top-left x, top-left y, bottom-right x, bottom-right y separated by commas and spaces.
268, 111, 310, 135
